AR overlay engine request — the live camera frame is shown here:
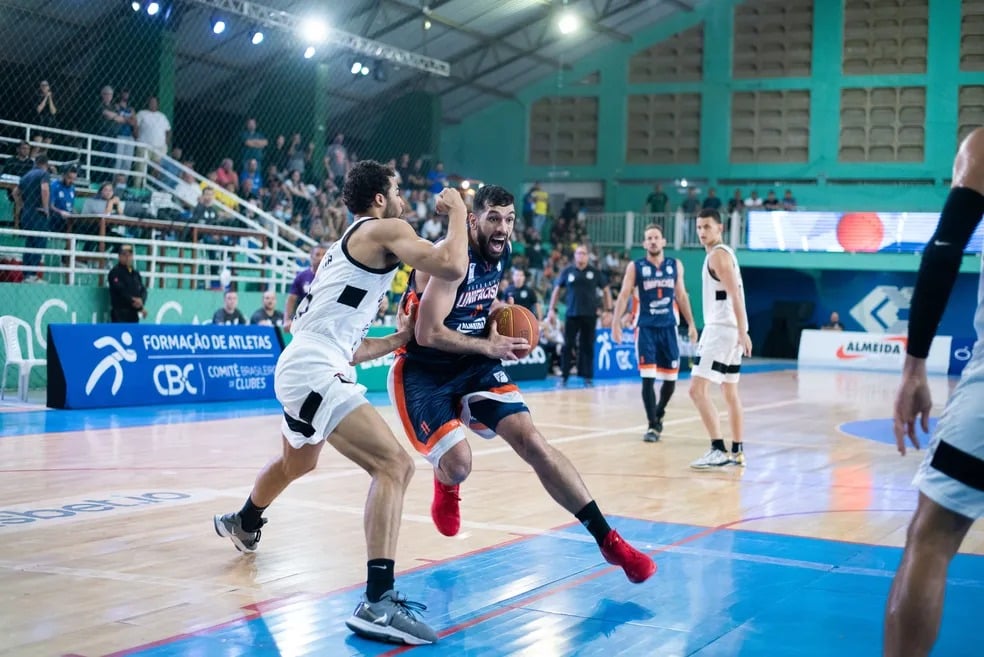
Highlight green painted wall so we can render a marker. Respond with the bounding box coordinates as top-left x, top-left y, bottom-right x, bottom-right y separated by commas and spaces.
442, 0, 984, 213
